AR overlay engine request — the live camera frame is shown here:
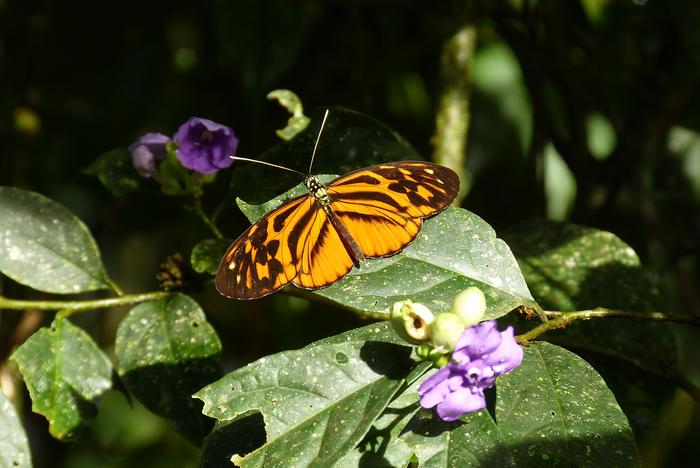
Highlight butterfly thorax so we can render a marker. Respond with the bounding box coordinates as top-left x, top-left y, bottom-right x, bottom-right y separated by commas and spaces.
304, 175, 331, 207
